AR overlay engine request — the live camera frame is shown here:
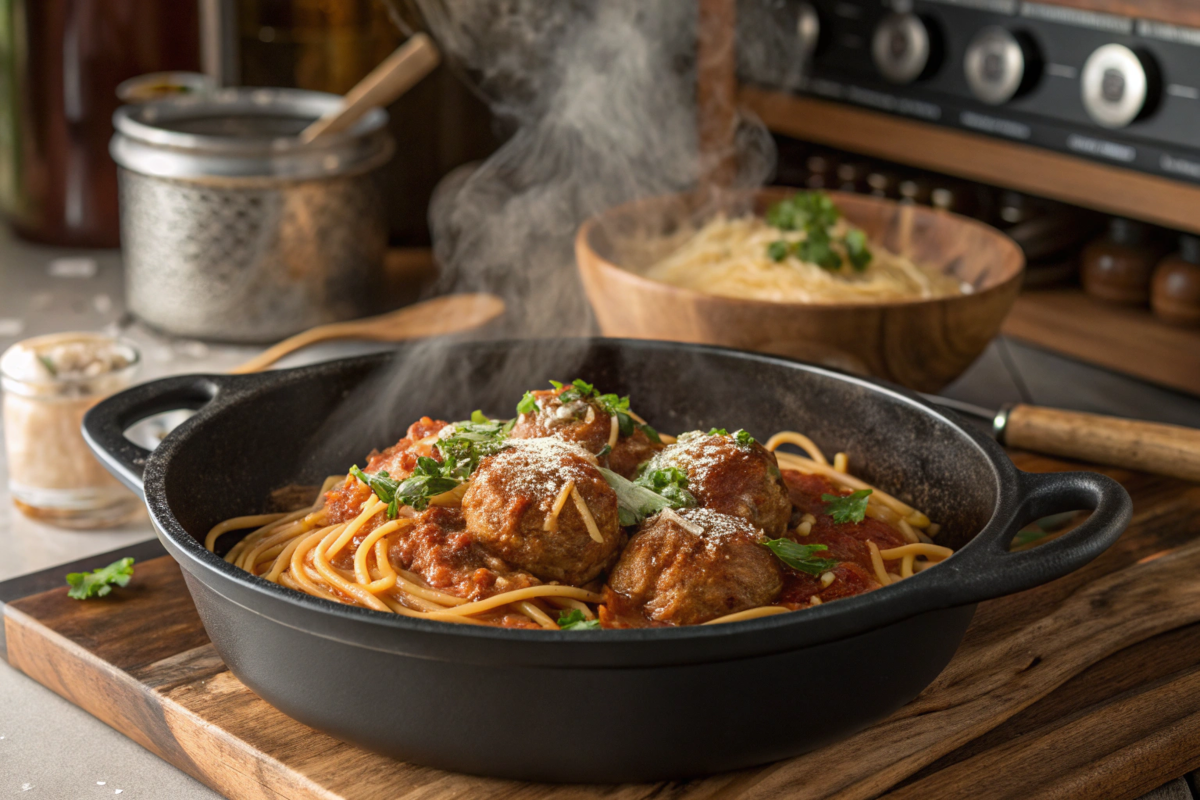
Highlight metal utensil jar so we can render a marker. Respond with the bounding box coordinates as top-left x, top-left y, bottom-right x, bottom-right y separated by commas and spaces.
111, 88, 394, 342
